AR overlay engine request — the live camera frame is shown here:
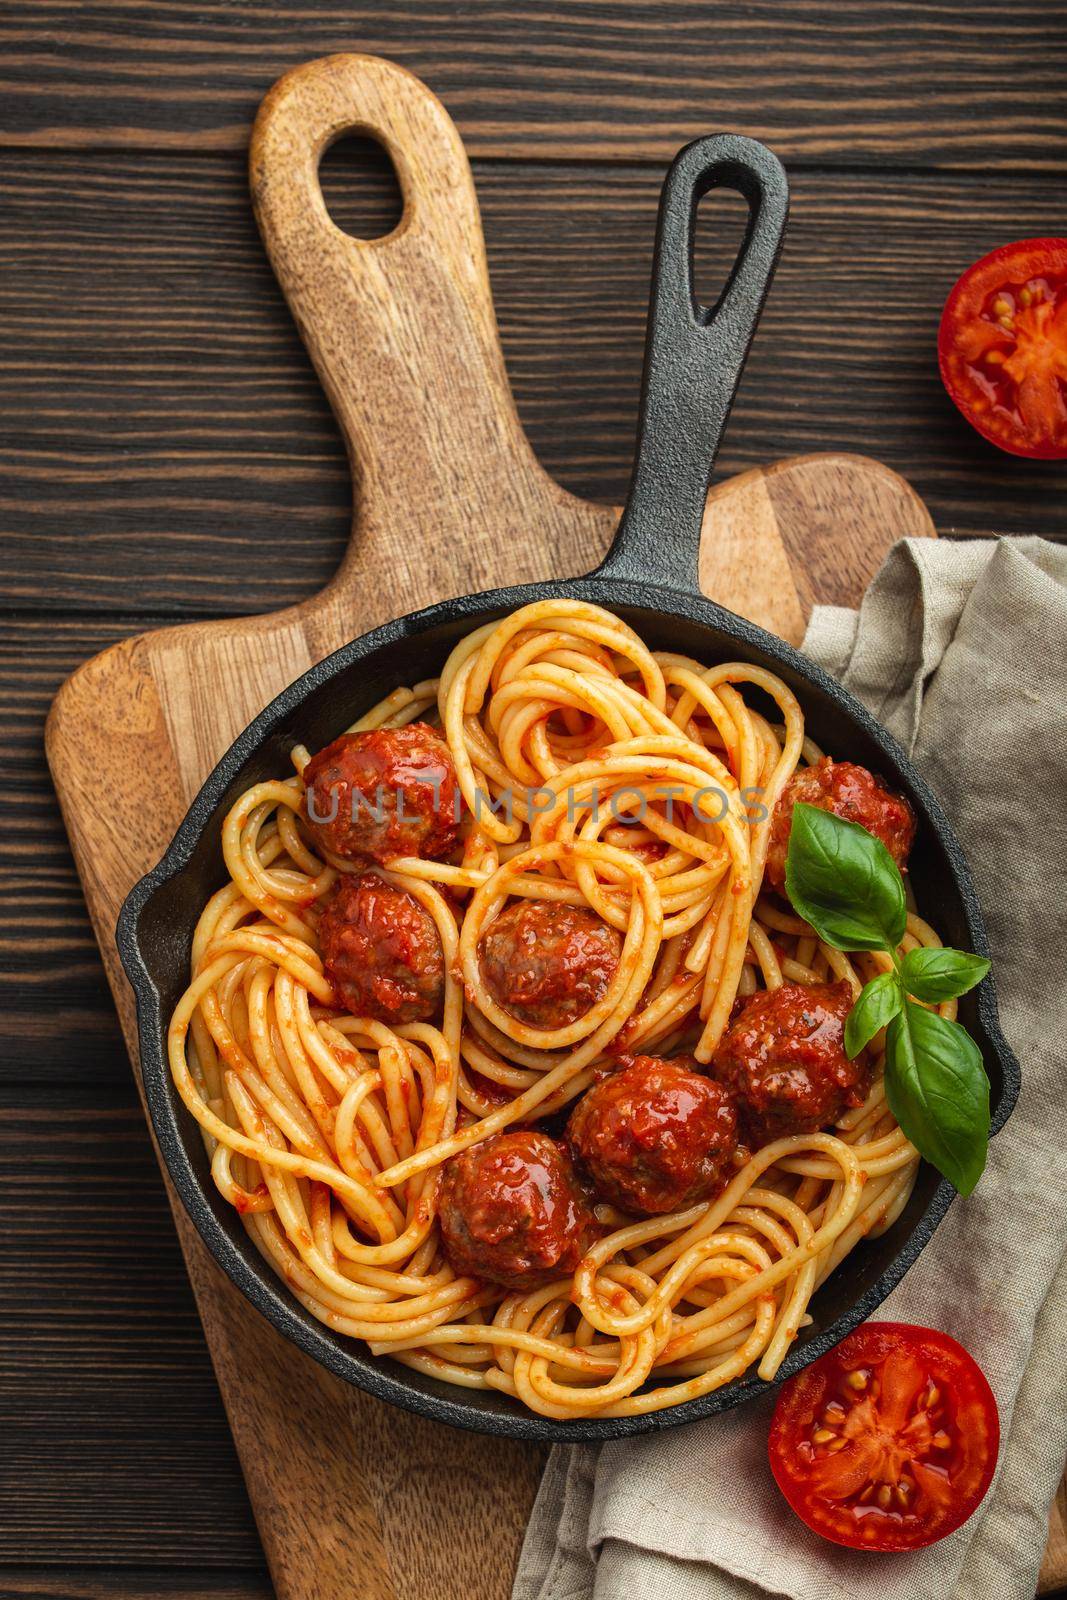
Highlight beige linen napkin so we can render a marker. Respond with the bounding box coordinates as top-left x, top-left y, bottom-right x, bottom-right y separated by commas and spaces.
514, 536, 1067, 1600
